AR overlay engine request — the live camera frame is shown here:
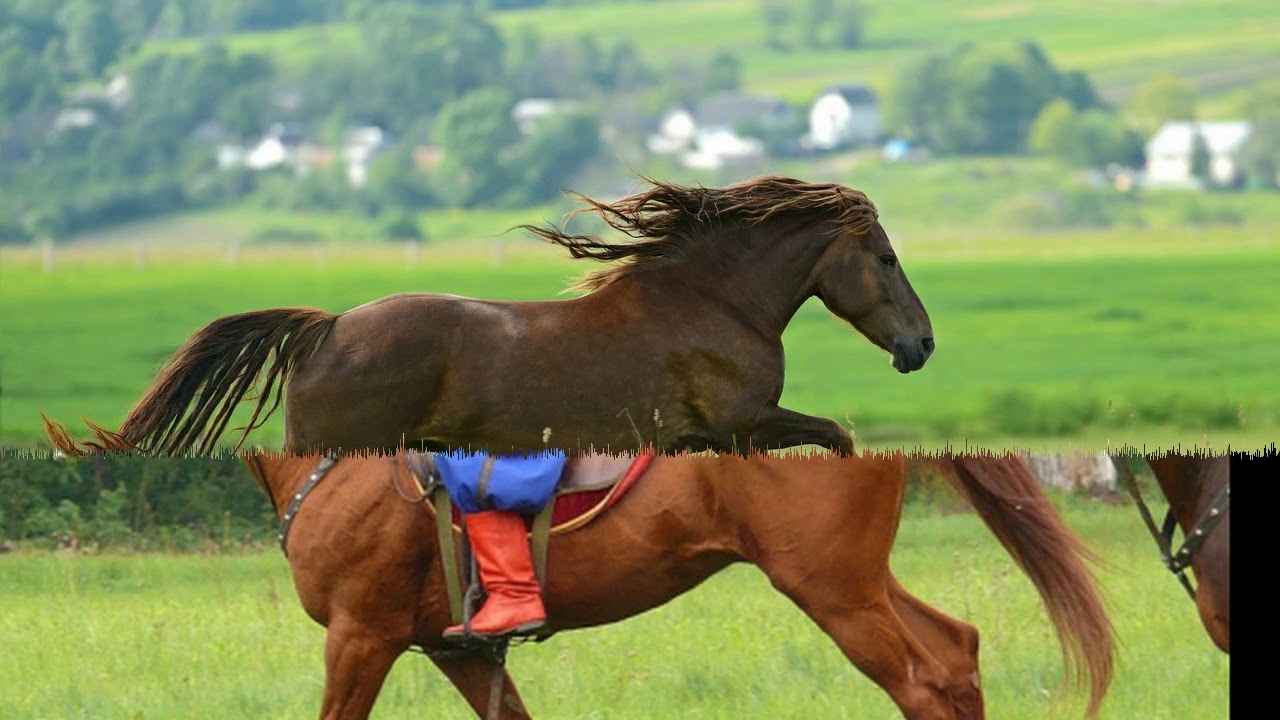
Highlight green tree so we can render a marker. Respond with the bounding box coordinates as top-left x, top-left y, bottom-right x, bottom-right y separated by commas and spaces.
833, 1, 868, 50
433, 88, 518, 207
1067, 110, 1144, 168
706, 51, 741, 93
760, 0, 792, 51
891, 42, 1099, 154
1236, 83, 1280, 188
366, 147, 433, 211
23, 206, 68, 244
509, 109, 601, 204
56, 0, 125, 79
601, 41, 654, 94
801, 0, 834, 48
356, 4, 505, 128
1127, 72, 1197, 134
1028, 98, 1077, 156
0, 44, 60, 120
1239, 116, 1280, 188
380, 212, 425, 241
